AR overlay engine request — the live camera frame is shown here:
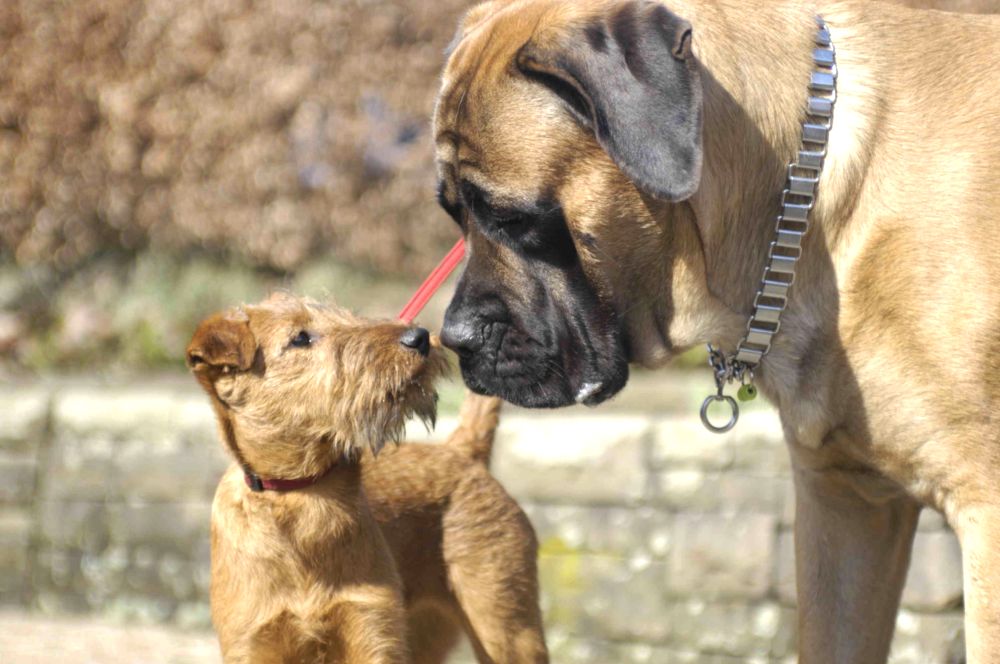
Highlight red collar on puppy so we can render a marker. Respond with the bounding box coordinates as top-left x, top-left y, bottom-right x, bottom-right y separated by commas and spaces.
244, 466, 333, 492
